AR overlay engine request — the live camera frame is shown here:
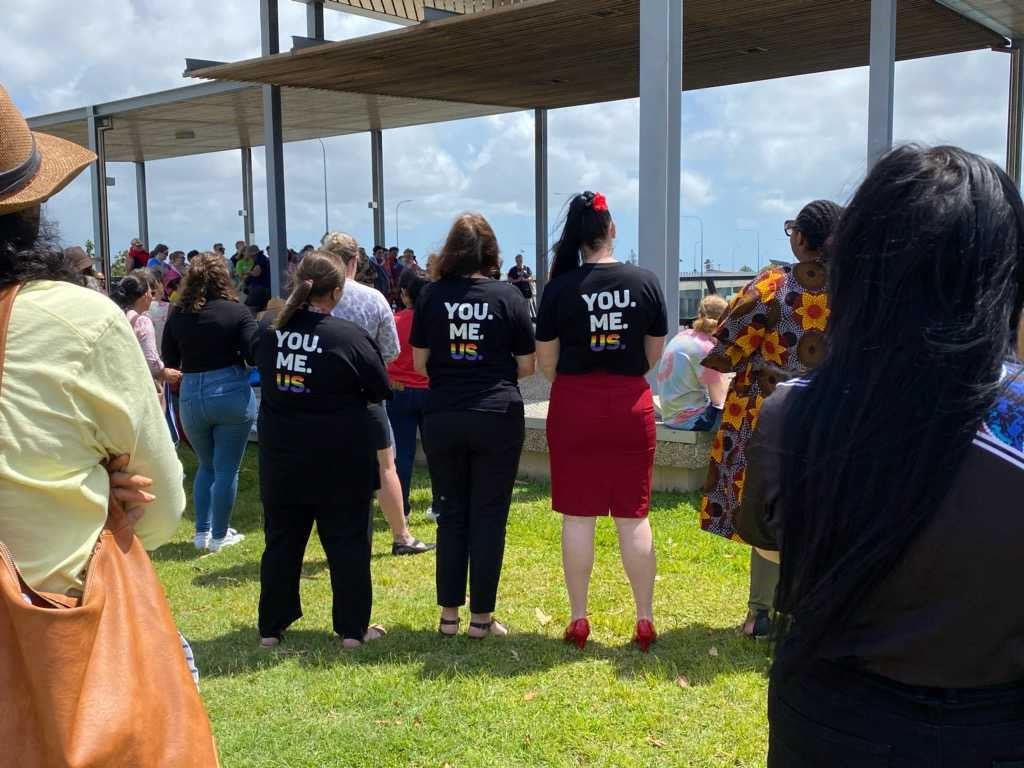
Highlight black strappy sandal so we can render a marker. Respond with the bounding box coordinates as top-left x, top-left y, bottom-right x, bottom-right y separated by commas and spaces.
438, 616, 461, 638
468, 618, 507, 639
